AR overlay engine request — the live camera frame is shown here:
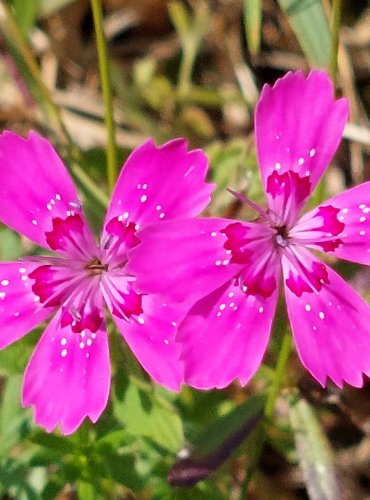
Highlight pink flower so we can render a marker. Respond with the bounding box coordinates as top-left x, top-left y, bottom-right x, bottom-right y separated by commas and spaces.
0, 131, 212, 433
127, 70, 370, 389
